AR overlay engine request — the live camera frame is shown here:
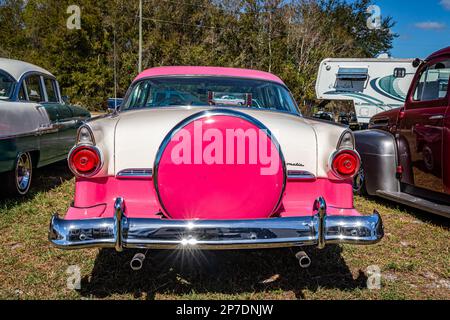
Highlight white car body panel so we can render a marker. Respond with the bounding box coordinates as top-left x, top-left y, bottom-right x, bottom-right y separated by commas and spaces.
0, 101, 51, 138
0, 58, 55, 138
87, 107, 347, 179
